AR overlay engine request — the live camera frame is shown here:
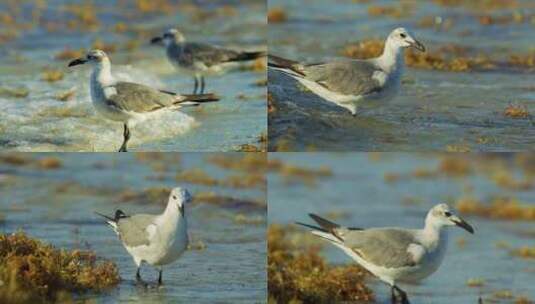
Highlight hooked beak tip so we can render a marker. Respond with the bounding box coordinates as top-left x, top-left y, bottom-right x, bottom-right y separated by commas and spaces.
412, 40, 426, 52
454, 219, 475, 234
